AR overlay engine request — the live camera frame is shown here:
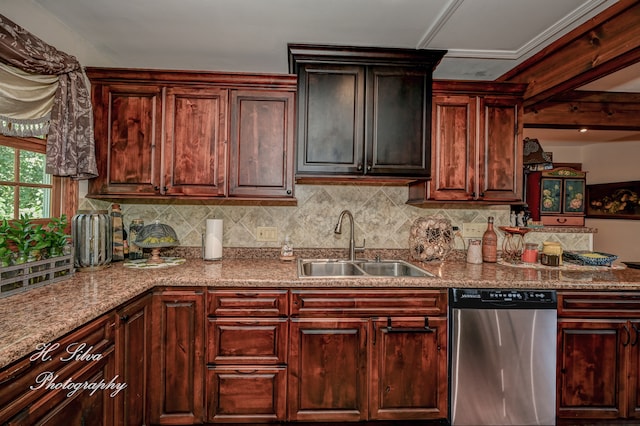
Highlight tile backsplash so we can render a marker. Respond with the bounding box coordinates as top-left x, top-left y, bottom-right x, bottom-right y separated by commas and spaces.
79, 184, 593, 252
